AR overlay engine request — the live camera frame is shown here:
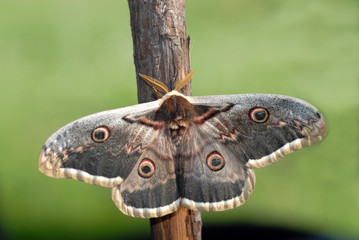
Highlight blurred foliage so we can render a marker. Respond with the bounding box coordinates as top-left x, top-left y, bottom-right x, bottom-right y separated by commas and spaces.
0, 0, 358, 239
